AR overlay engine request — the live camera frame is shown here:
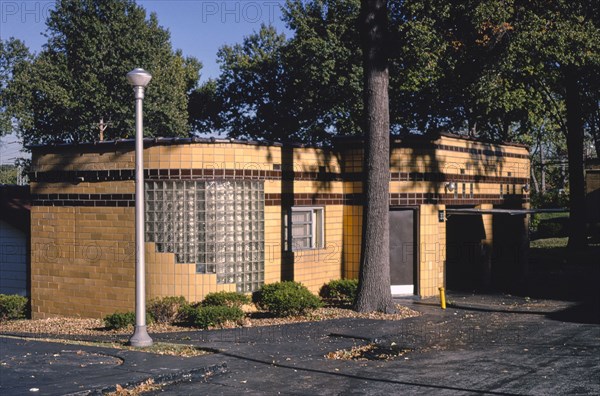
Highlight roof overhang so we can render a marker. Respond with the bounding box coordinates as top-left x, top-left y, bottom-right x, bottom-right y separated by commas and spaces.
445, 208, 568, 216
